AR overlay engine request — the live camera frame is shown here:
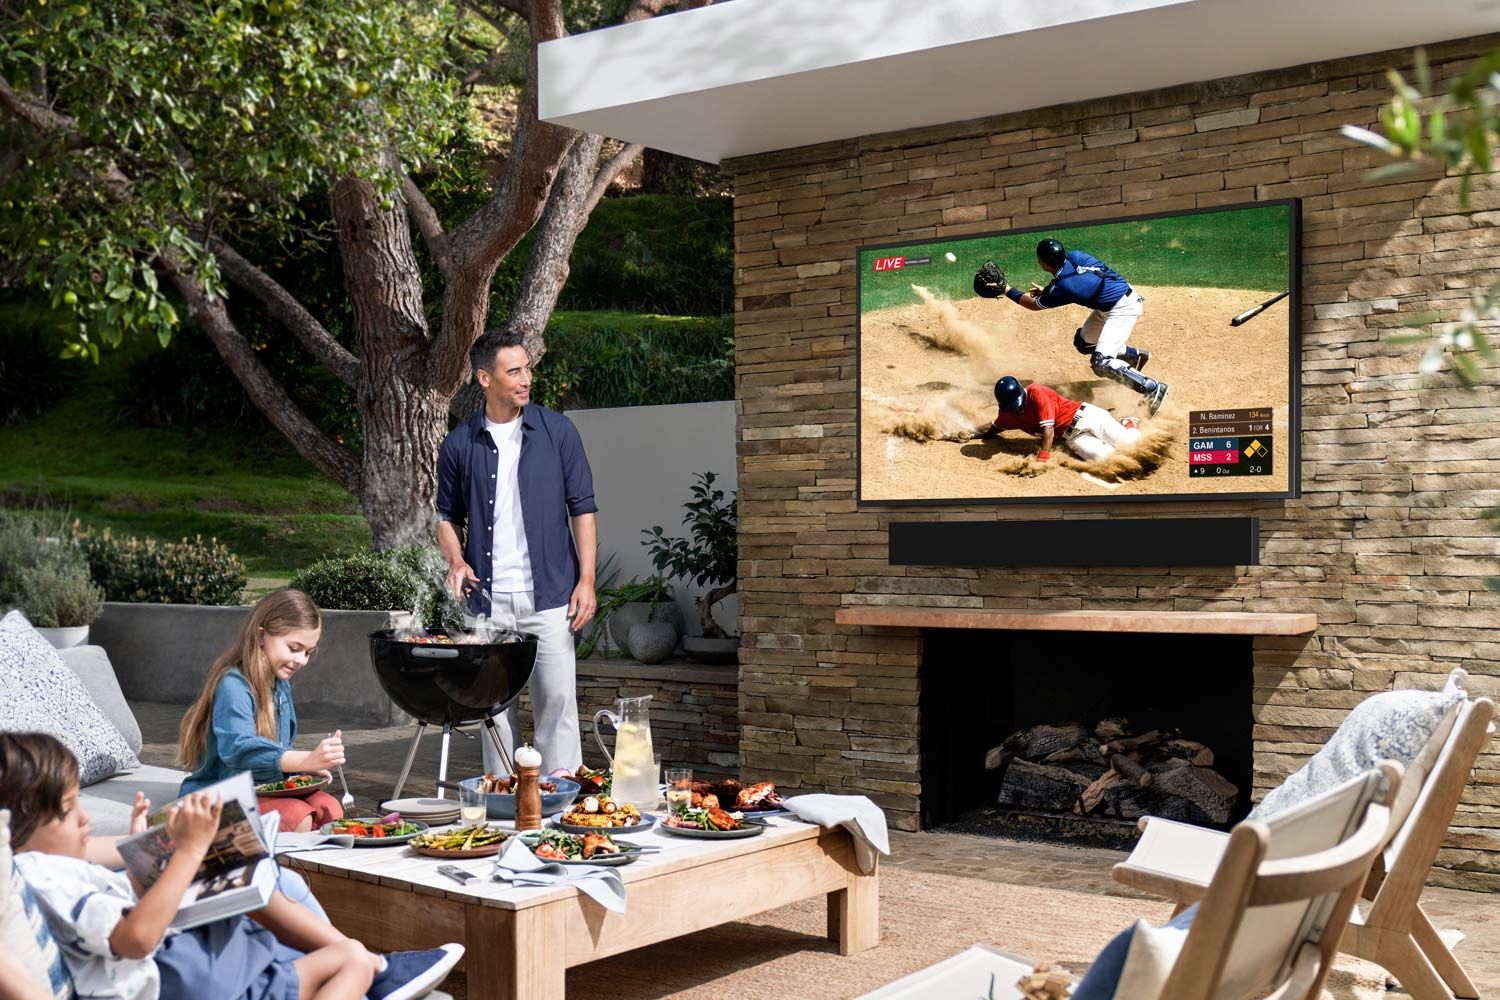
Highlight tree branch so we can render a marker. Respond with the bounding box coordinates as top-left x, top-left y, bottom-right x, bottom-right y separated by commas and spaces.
585, 142, 642, 216
402, 173, 451, 277
0, 74, 77, 143
159, 250, 362, 494
207, 237, 361, 387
